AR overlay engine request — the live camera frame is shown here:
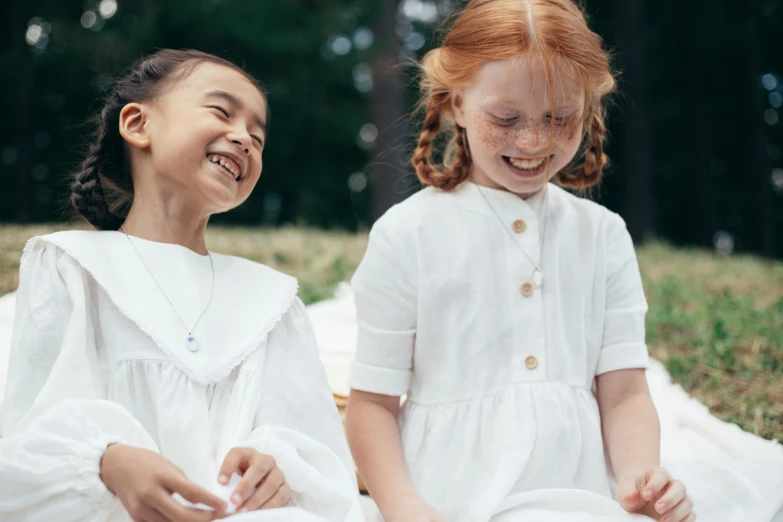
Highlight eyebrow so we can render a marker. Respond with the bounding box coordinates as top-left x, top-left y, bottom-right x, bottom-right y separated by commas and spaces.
203, 89, 267, 138
487, 100, 581, 111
